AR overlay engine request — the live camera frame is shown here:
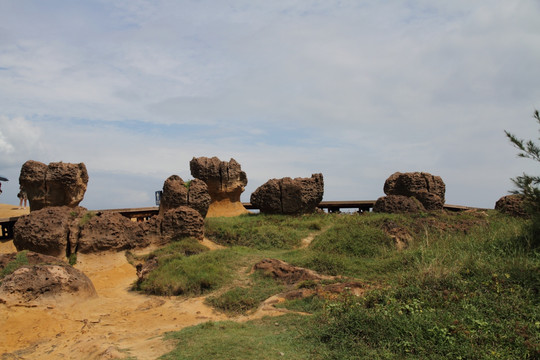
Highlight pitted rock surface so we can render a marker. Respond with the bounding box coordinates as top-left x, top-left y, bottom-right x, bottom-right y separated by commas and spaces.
0, 263, 97, 305
77, 212, 149, 253
160, 206, 204, 242
373, 195, 425, 214
250, 173, 324, 215
495, 194, 528, 217
190, 157, 248, 216
19, 160, 89, 211
380, 172, 446, 211
13, 206, 87, 257
159, 176, 210, 218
